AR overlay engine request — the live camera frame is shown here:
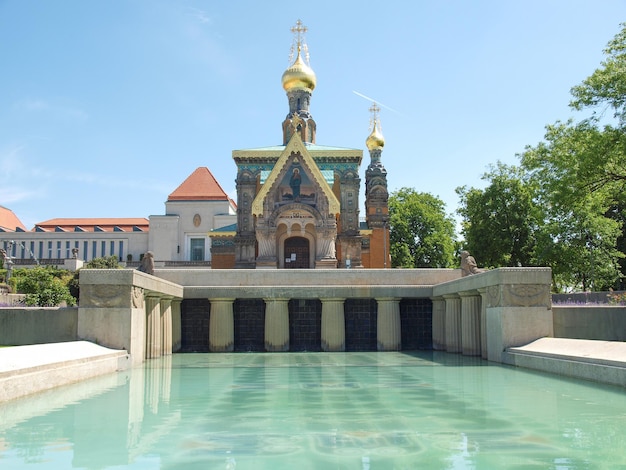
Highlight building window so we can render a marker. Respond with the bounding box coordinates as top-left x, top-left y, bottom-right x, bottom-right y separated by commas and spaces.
92, 241, 97, 260
66, 241, 71, 259
110, 241, 115, 257
48, 241, 52, 259
30, 241, 35, 261
57, 241, 61, 259
101, 241, 106, 257
39, 241, 43, 260
84, 241, 88, 260
118, 241, 124, 261
190, 238, 205, 261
